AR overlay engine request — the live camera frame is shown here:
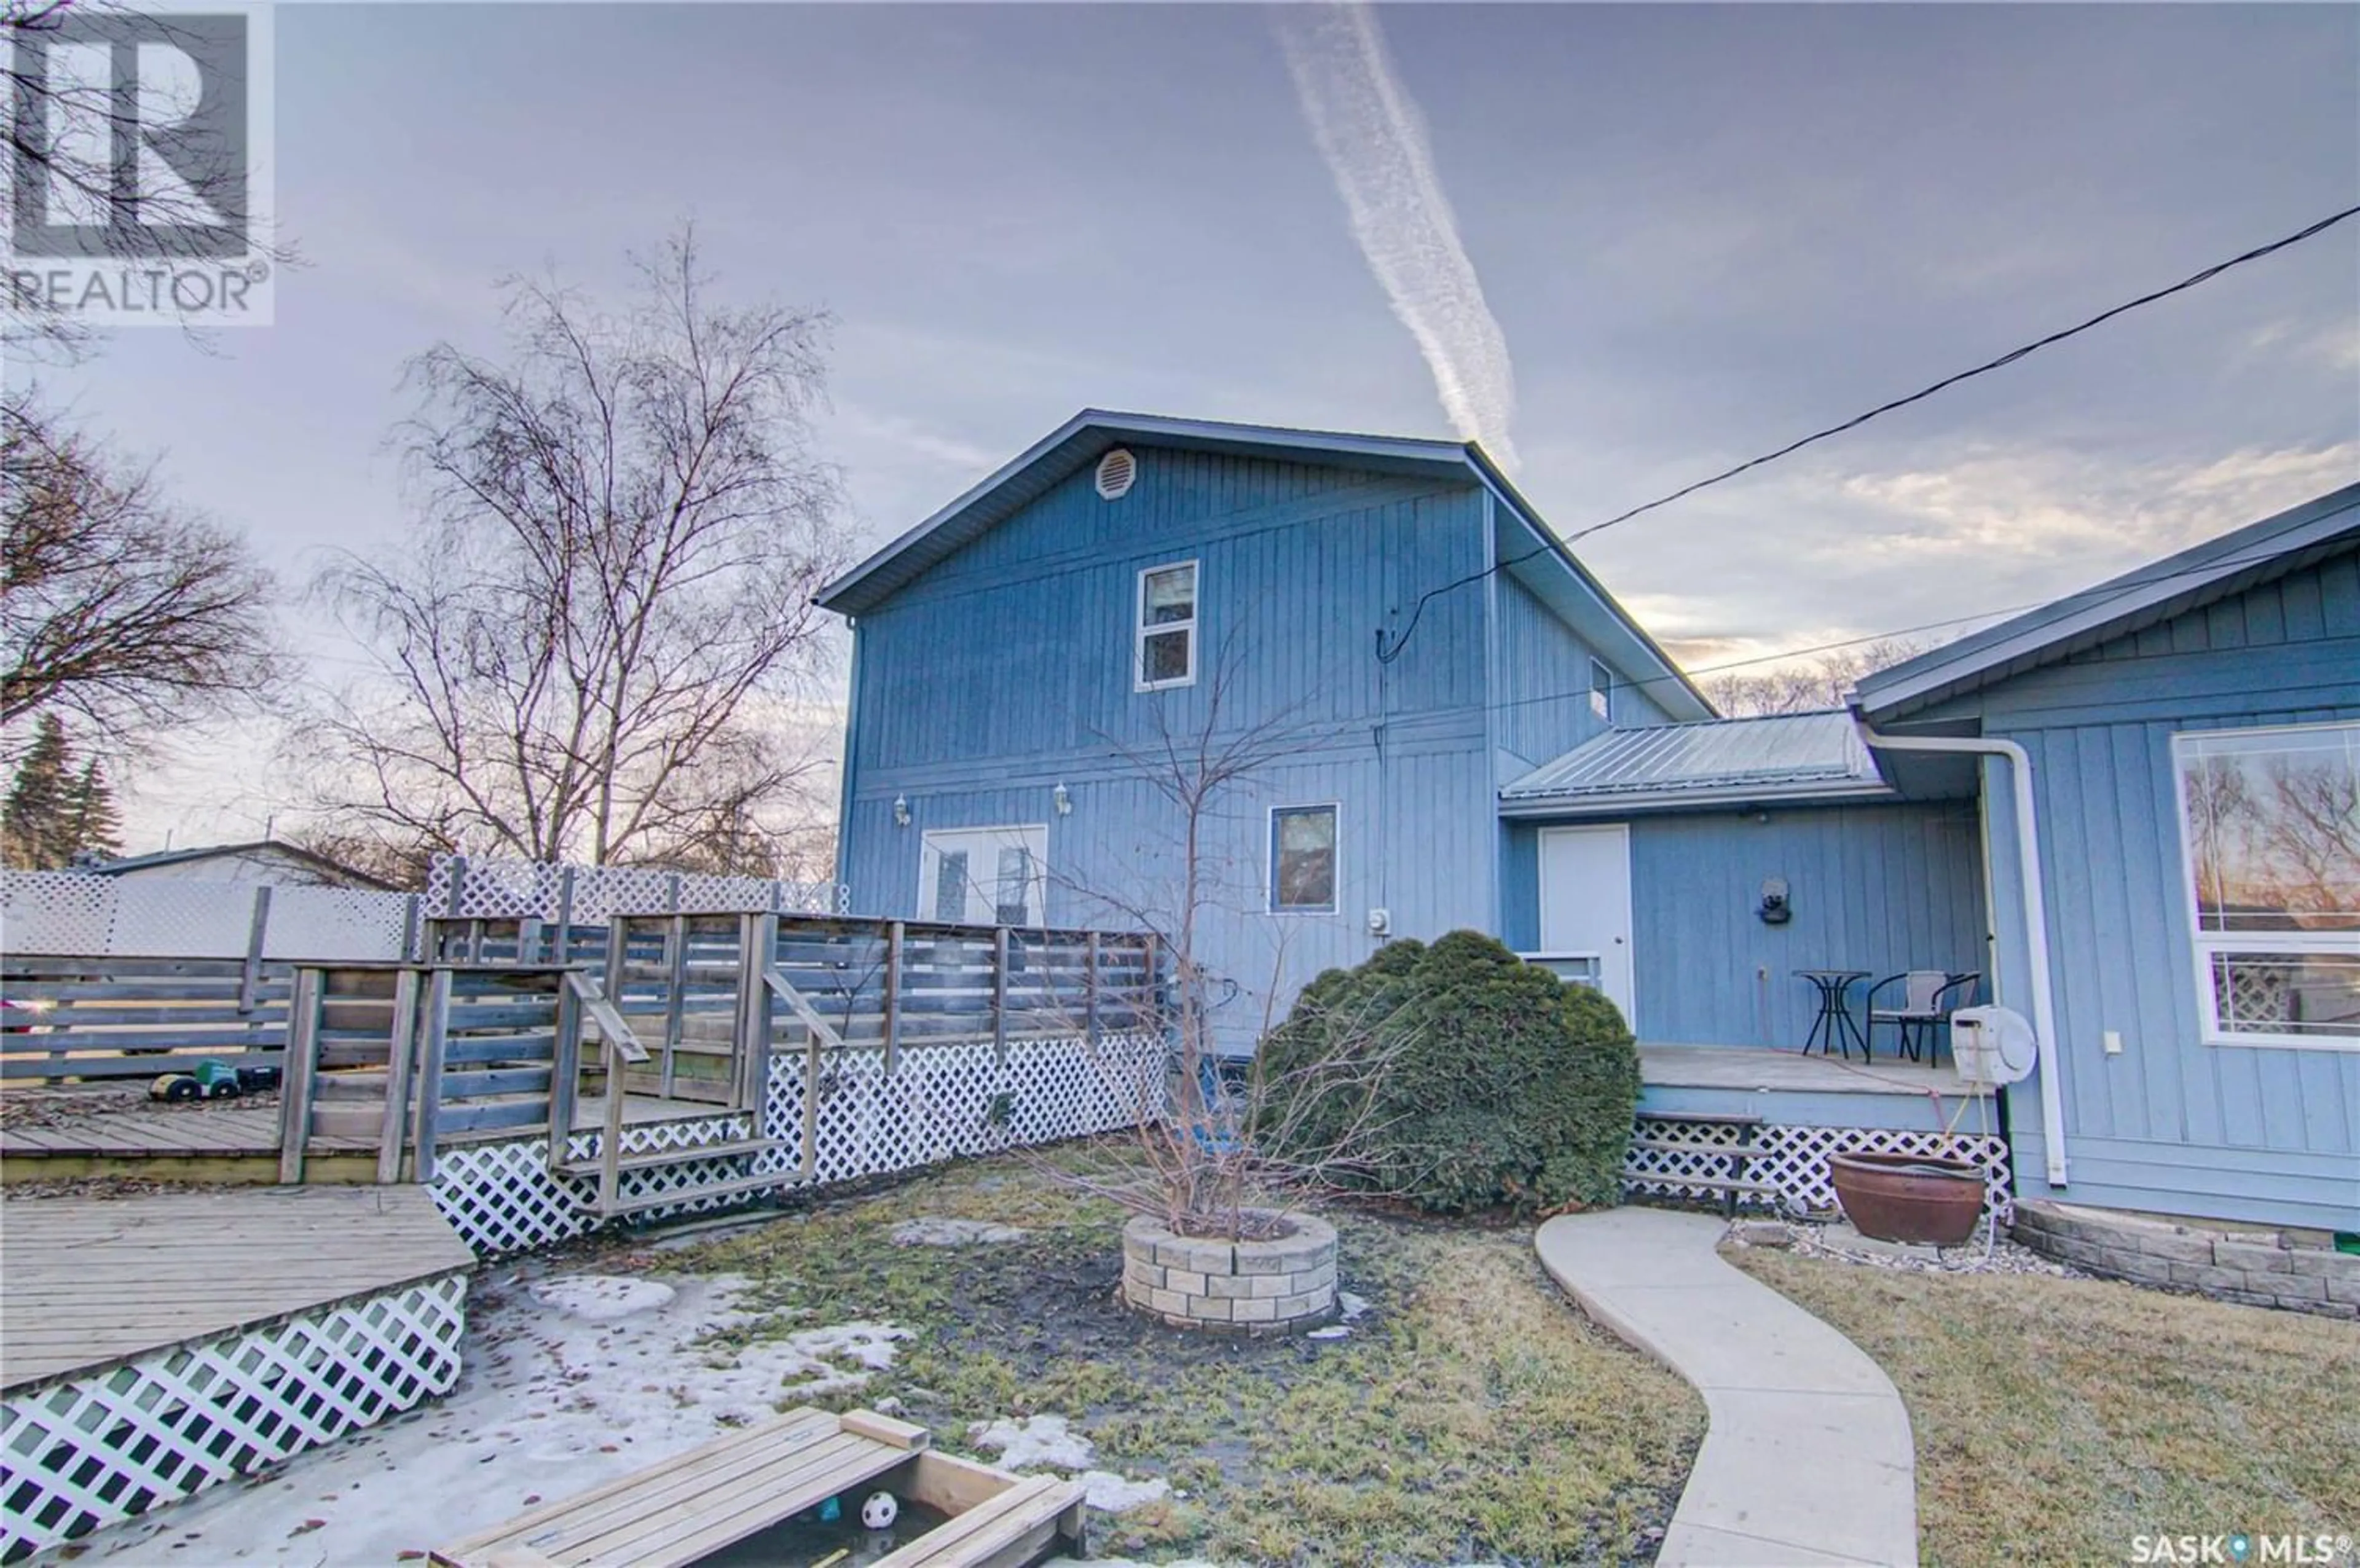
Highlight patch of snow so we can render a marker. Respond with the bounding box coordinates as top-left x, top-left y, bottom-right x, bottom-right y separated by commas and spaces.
967, 1412, 1095, 1471
59, 1266, 905, 1565
529, 1274, 676, 1322
776, 1322, 908, 1394
1307, 1324, 1351, 1340
892, 1215, 1028, 1246
1337, 1290, 1370, 1321
1076, 1469, 1171, 1513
